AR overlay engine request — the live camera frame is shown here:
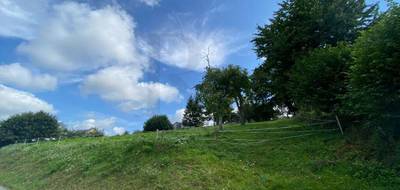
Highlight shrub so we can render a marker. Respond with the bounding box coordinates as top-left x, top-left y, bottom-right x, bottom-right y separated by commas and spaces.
143, 115, 173, 131
0, 111, 60, 146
